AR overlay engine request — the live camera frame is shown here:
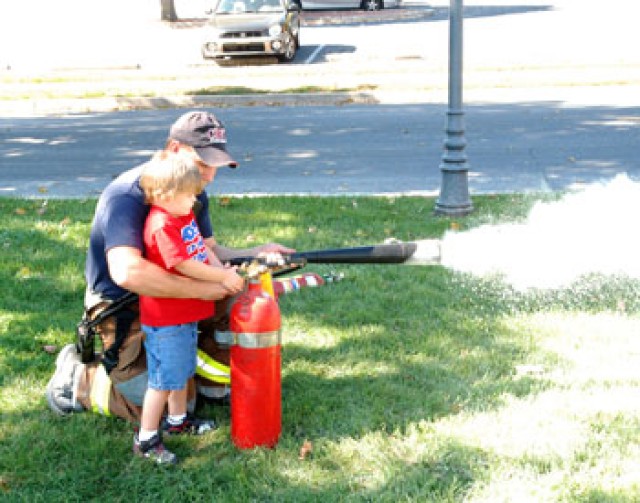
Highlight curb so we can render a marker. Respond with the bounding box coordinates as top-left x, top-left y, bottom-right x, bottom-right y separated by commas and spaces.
4, 83, 639, 117
2, 92, 387, 117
